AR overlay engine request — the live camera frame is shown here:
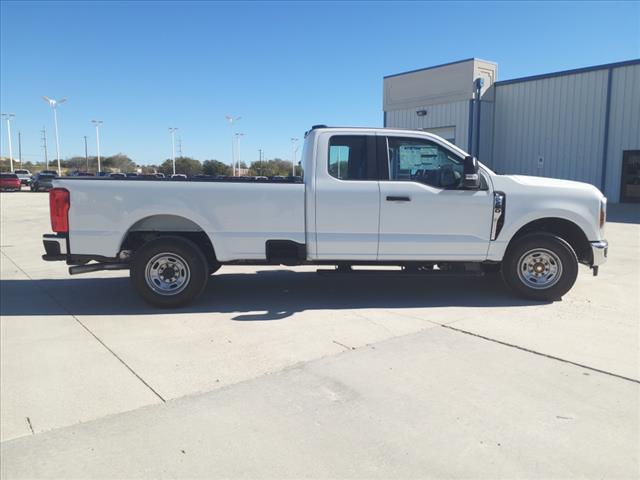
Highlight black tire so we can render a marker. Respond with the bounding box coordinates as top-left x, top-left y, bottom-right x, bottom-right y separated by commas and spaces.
209, 263, 222, 275
130, 236, 208, 308
502, 233, 578, 301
